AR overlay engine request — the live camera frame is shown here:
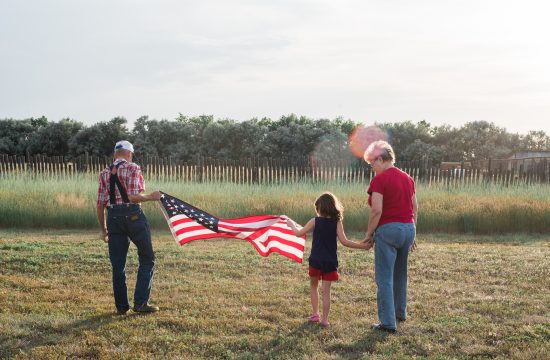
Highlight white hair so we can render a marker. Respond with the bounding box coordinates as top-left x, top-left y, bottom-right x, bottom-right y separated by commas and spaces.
364, 140, 396, 164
